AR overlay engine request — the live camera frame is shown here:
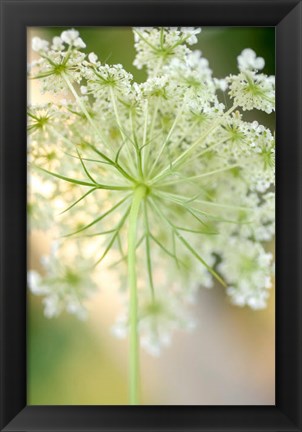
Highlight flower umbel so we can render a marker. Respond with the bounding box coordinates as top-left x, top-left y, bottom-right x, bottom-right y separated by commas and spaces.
28, 28, 275, 404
